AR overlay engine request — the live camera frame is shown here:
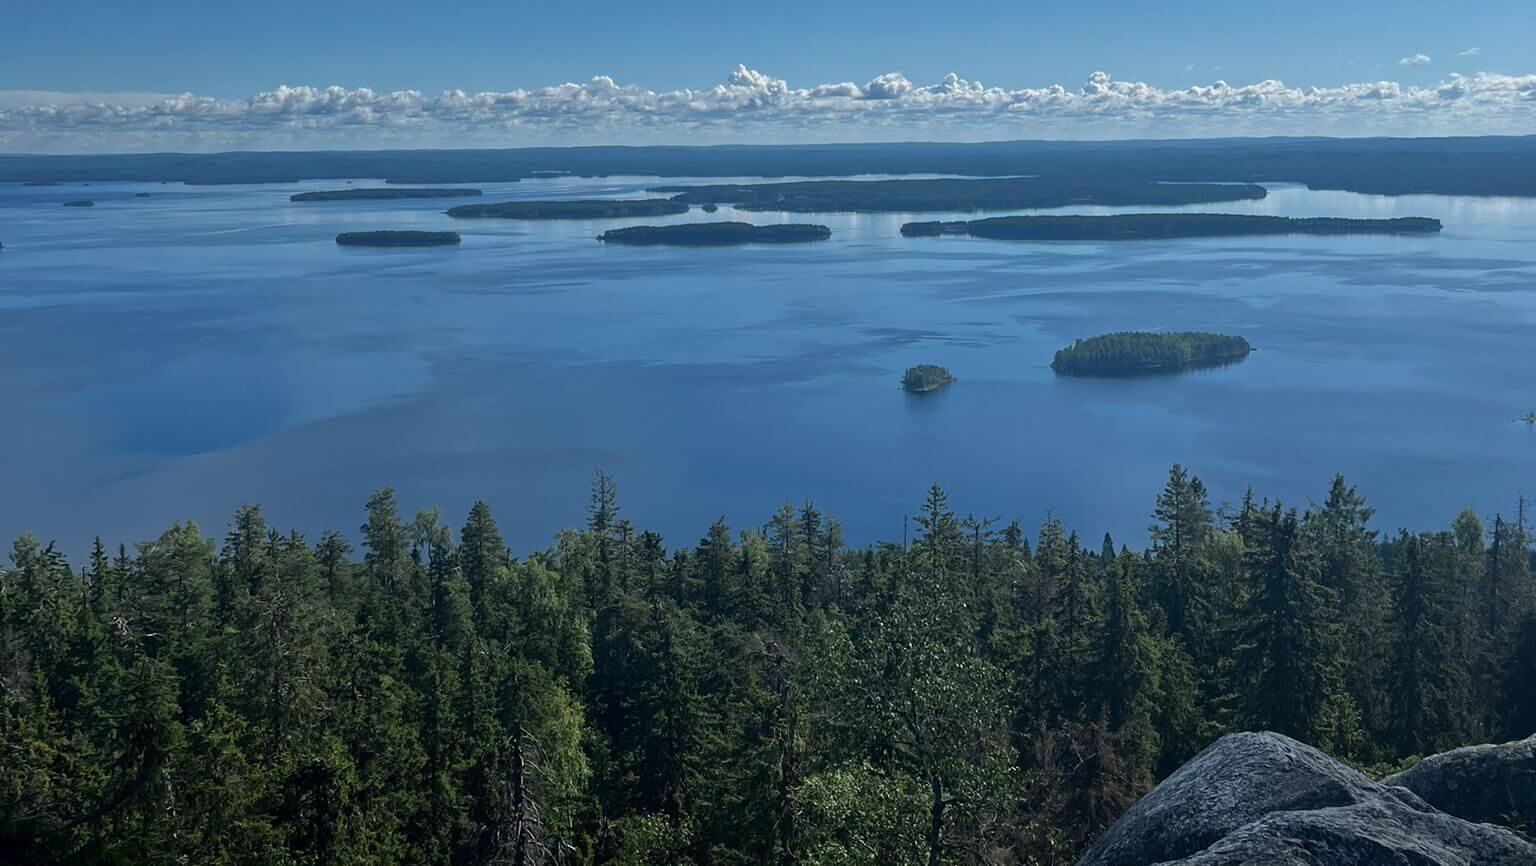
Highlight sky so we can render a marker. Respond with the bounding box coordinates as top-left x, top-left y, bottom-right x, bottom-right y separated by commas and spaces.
2, 0, 1533, 152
